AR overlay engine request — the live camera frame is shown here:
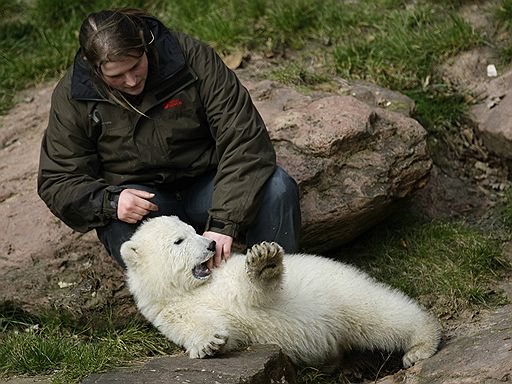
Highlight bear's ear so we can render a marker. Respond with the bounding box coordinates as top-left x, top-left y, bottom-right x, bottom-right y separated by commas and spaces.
120, 240, 140, 268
